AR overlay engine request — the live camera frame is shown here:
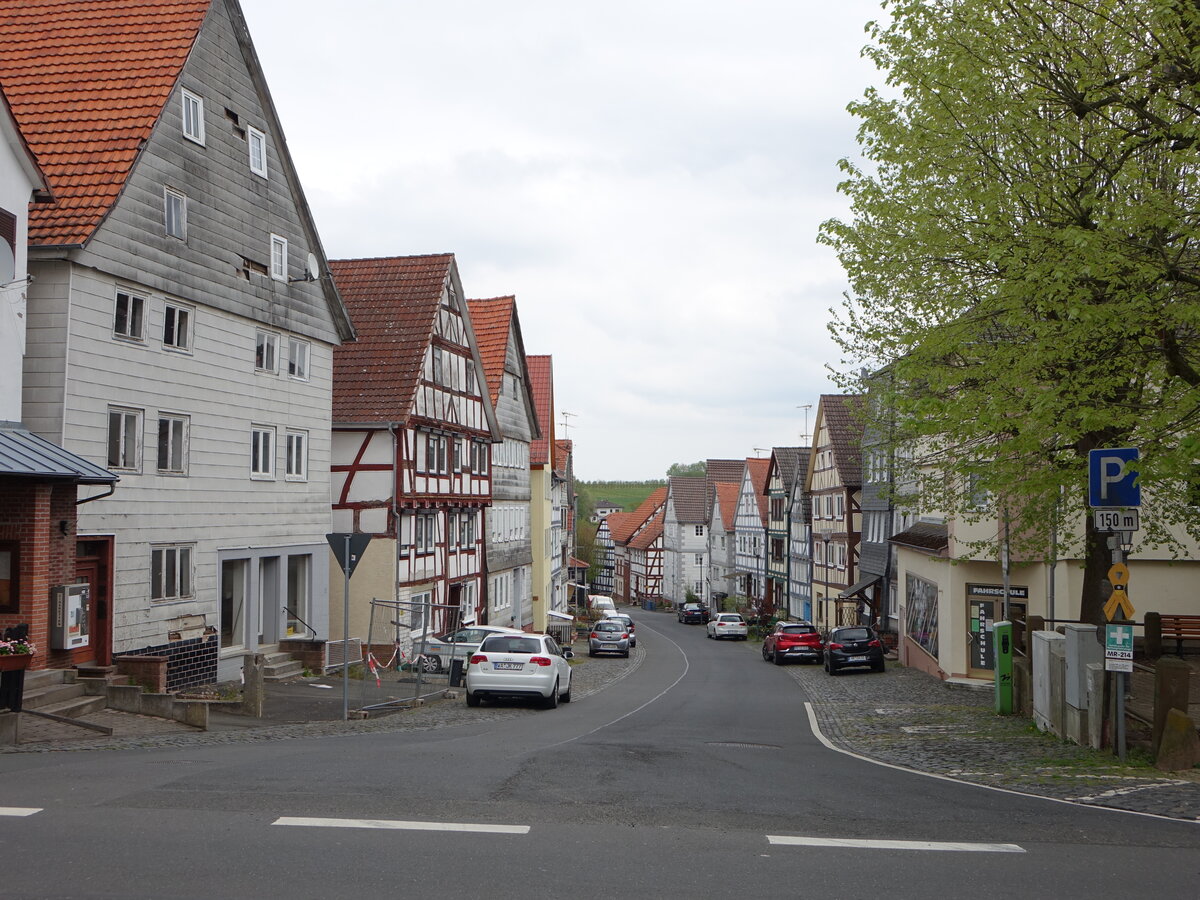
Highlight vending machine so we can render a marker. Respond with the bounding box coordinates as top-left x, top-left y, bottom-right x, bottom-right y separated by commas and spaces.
50, 583, 90, 650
